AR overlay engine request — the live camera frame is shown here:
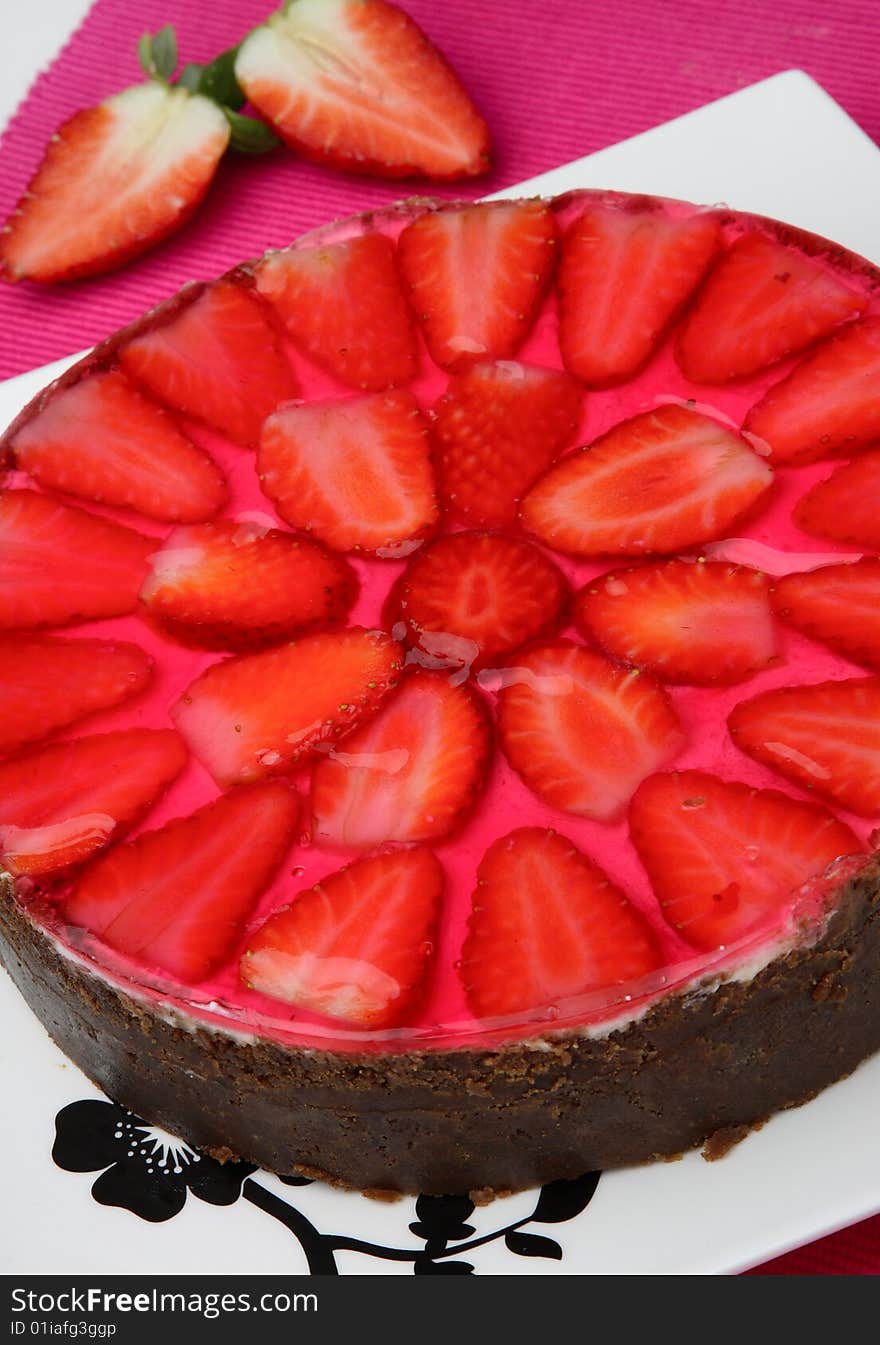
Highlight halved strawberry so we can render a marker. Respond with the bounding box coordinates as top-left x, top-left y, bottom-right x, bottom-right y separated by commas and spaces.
676, 232, 866, 383
629, 770, 861, 951
234, 0, 489, 180
254, 233, 416, 390
241, 846, 444, 1028
172, 627, 403, 785
258, 390, 437, 555
0, 729, 187, 877
0, 490, 154, 629
8, 372, 227, 522
574, 559, 778, 685
728, 677, 880, 817
497, 640, 684, 821
140, 519, 357, 650
62, 783, 299, 983
771, 560, 880, 671
520, 405, 773, 557
0, 635, 152, 755
397, 201, 557, 370
0, 82, 229, 284
459, 827, 663, 1020
558, 204, 720, 385
386, 532, 568, 675
431, 361, 582, 528
311, 670, 489, 848
794, 452, 880, 550
744, 318, 880, 464
119, 280, 298, 449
